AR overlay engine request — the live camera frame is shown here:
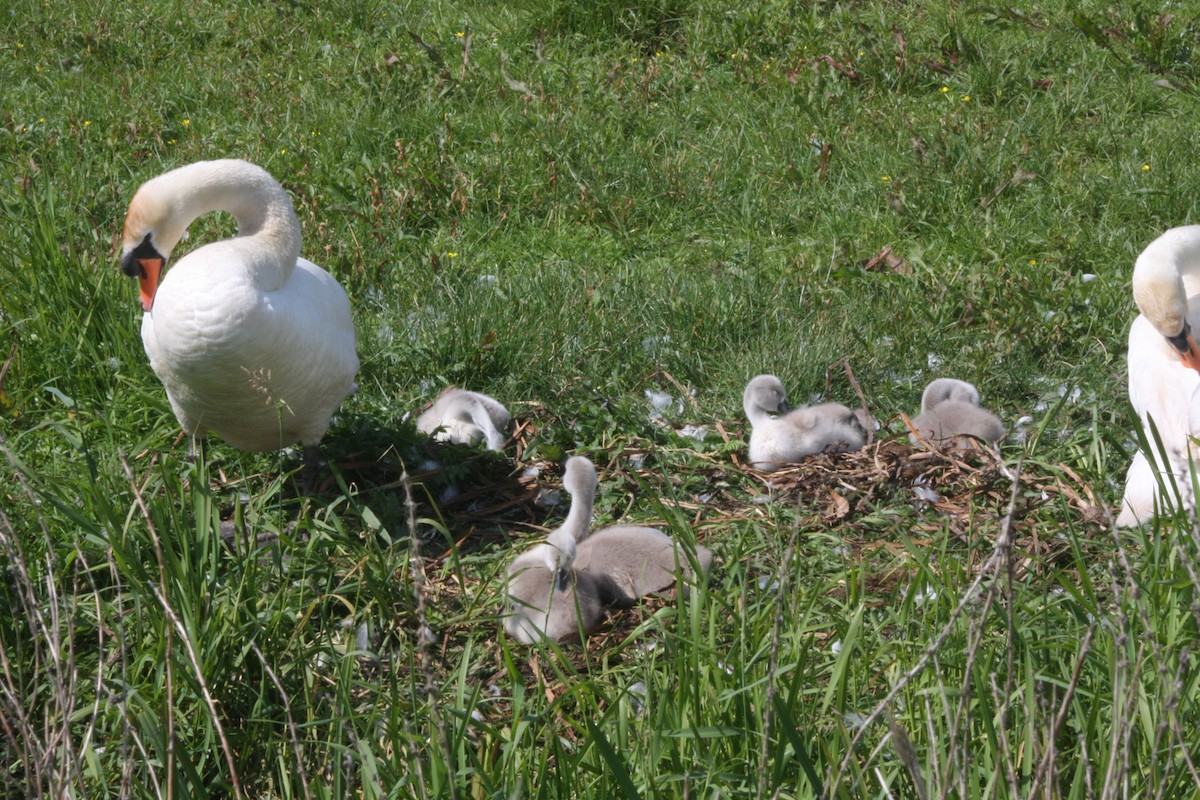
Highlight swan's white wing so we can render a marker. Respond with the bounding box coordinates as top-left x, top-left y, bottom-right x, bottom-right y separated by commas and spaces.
144, 253, 357, 451
1123, 310, 1200, 522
